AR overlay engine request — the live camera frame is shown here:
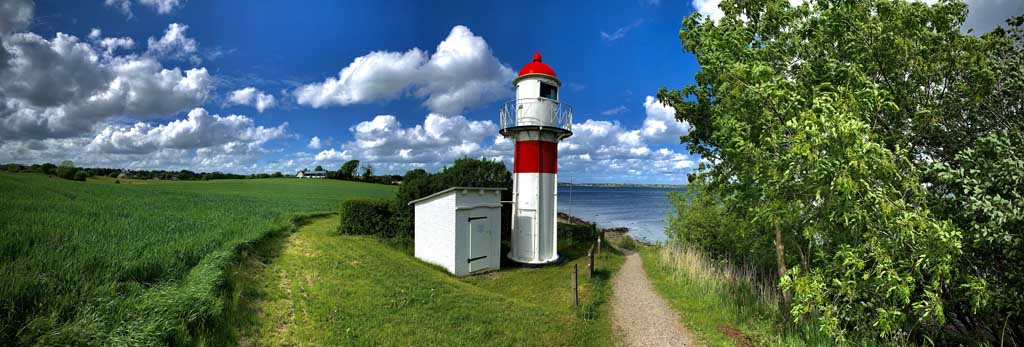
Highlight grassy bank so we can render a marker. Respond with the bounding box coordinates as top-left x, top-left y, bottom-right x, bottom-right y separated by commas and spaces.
640, 244, 832, 347
230, 216, 624, 346
0, 172, 395, 345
